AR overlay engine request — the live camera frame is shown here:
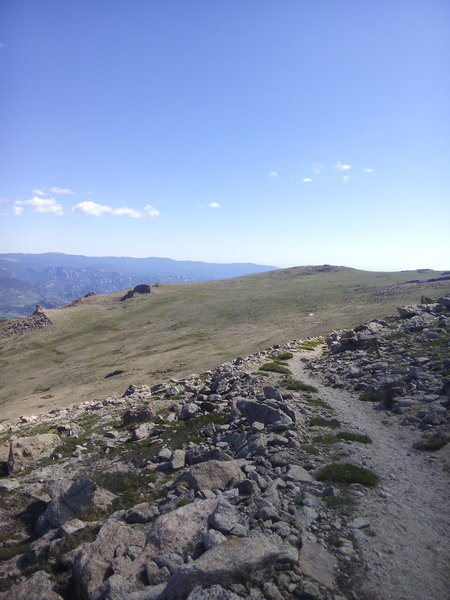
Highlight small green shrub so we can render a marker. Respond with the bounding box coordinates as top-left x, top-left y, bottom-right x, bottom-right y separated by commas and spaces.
317, 462, 379, 487
359, 391, 378, 402
274, 351, 293, 361
259, 362, 292, 375
280, 378, 318, 393
309, 417, 341, 429
413, 435, 448, 451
